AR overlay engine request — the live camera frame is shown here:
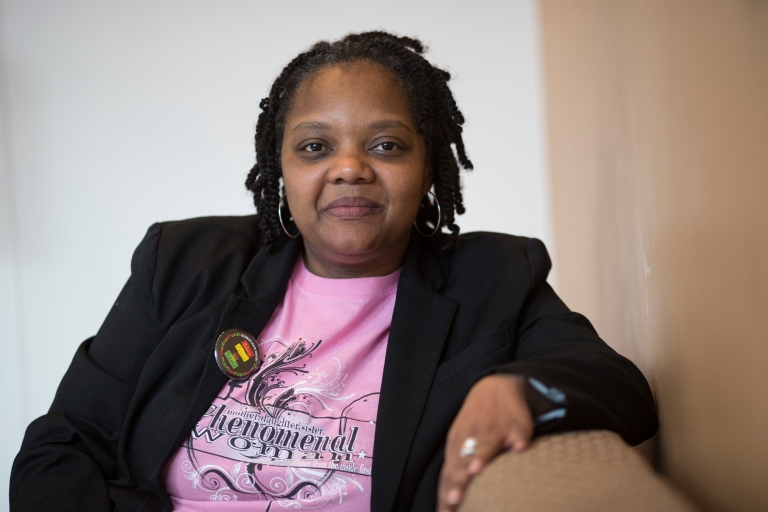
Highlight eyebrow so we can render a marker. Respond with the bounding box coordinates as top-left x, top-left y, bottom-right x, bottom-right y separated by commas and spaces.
367, 120, 413, 133
290, 119, 413, 133
292, 121, 333, 133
